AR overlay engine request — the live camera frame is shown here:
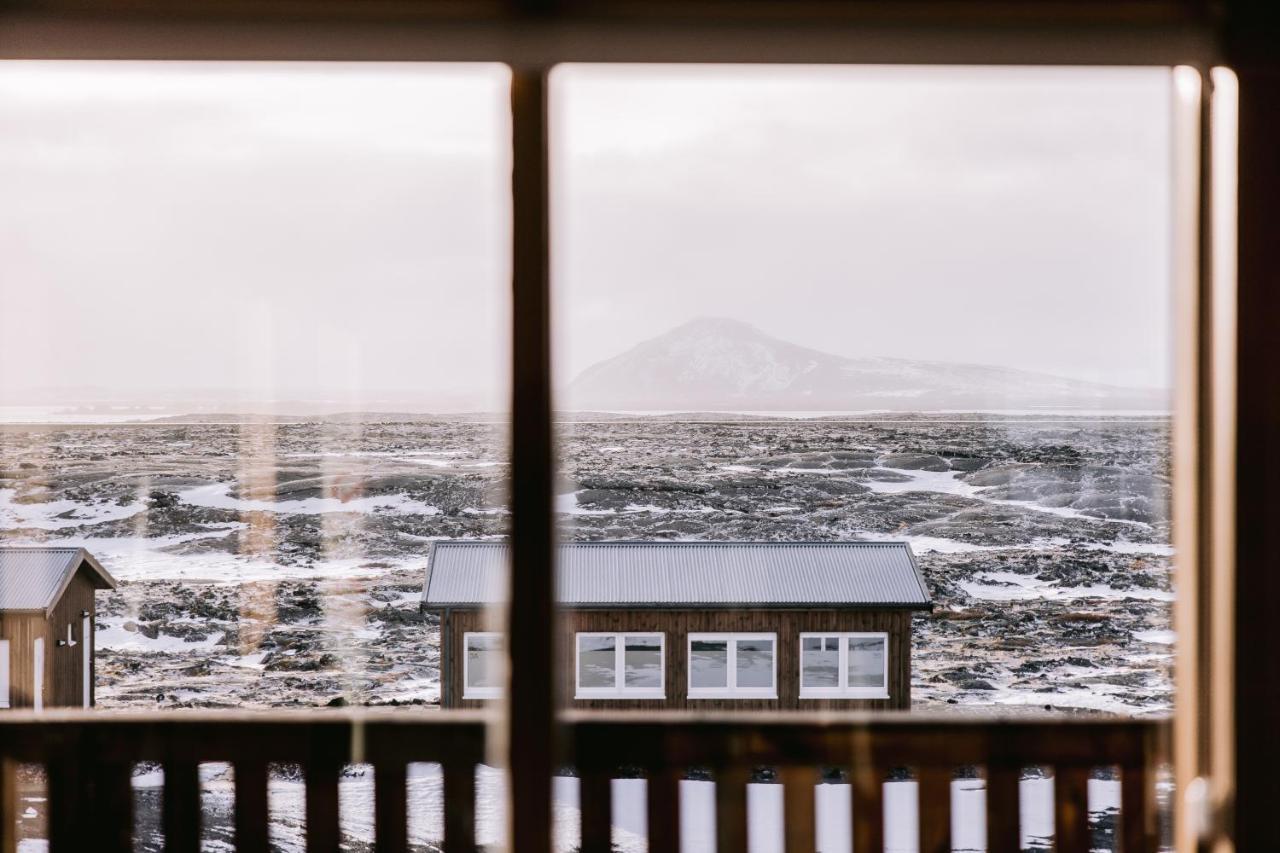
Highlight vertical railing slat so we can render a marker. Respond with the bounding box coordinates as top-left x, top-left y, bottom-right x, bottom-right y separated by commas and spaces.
1053, 765, 1091, 853
580, 768, 613, 853
647, 767, 682, 853
780, 766, 816, 853
161, 760, 201, 853
985, 765, 1021, 853
304, 762, 341, 853
0, 757, 17, 853
91, 761, 134, 853
1121, 763, 1151, 853
715, 766, 750, 853
374, 762, 408, 853
442, 761, 477, 853
917, 767, 951, 853
851, 764, 884, 853
234, 760, 270, 853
